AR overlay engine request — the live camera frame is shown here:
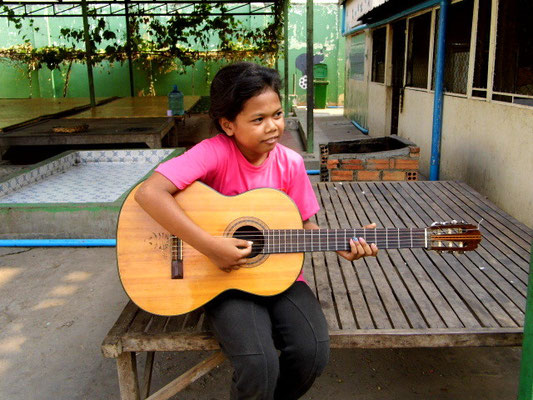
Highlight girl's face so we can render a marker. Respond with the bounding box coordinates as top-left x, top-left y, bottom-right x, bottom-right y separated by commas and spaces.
220, 88, 284, 166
